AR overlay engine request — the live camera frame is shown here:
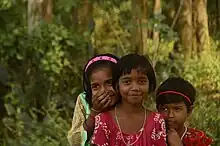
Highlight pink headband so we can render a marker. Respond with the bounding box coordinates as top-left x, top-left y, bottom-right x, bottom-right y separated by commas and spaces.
85, 56, 117, 71
158, 90, 191, 104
